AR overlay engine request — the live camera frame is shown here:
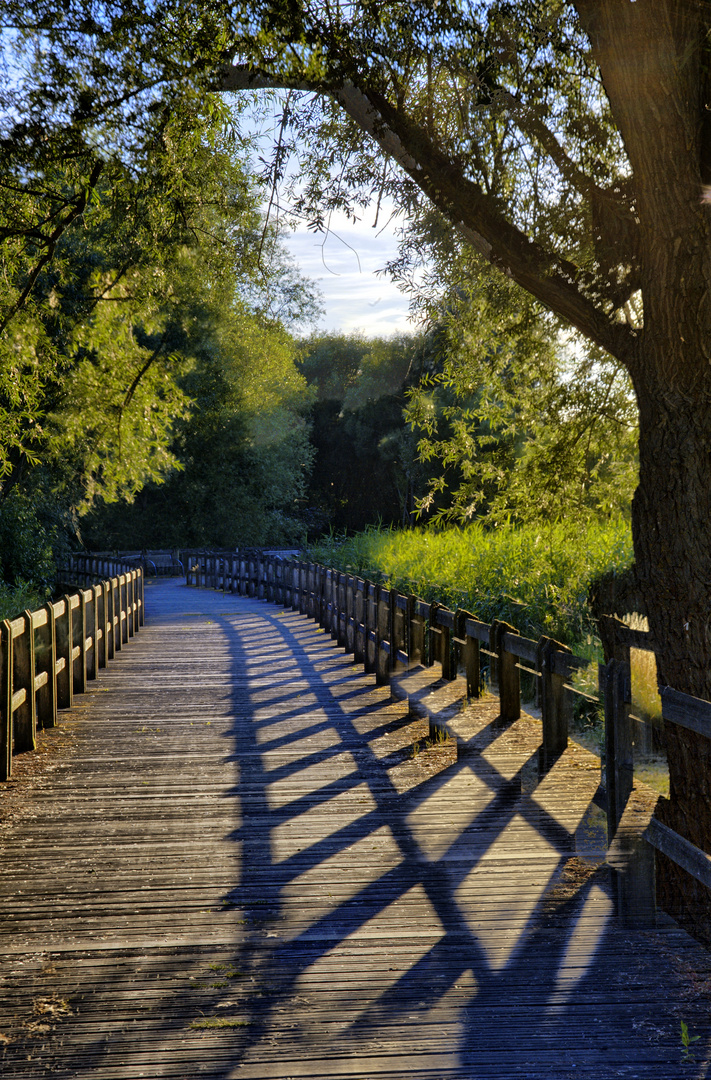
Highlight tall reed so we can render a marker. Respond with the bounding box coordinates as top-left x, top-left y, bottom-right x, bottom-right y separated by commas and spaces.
309, 518, 633, 651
